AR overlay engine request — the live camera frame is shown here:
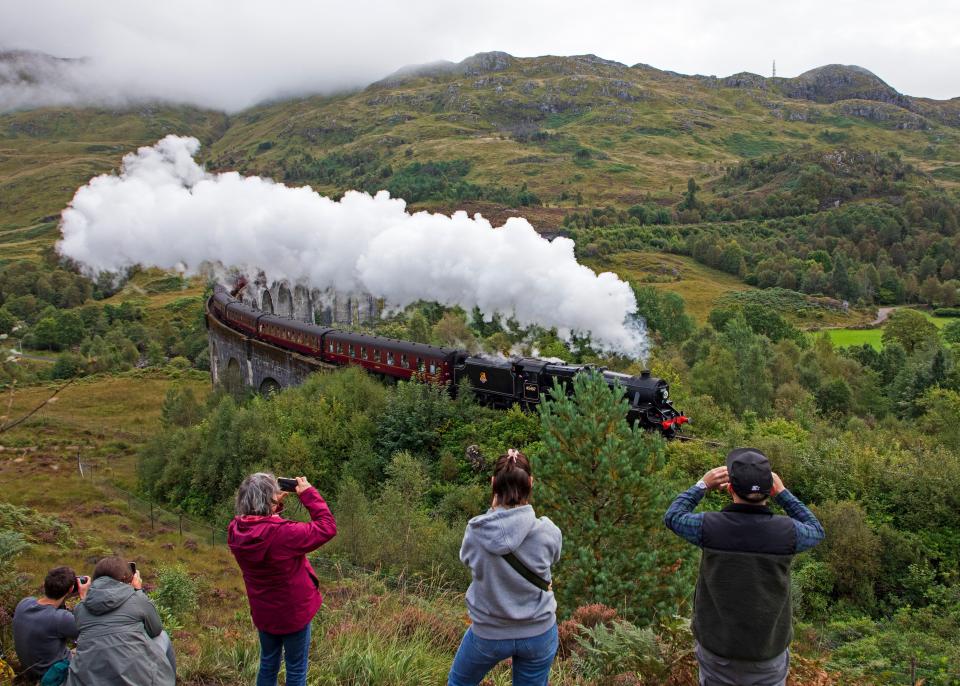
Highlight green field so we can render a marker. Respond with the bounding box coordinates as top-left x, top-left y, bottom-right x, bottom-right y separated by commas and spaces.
823, 309, 956, 349
823, 327, 885, 349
